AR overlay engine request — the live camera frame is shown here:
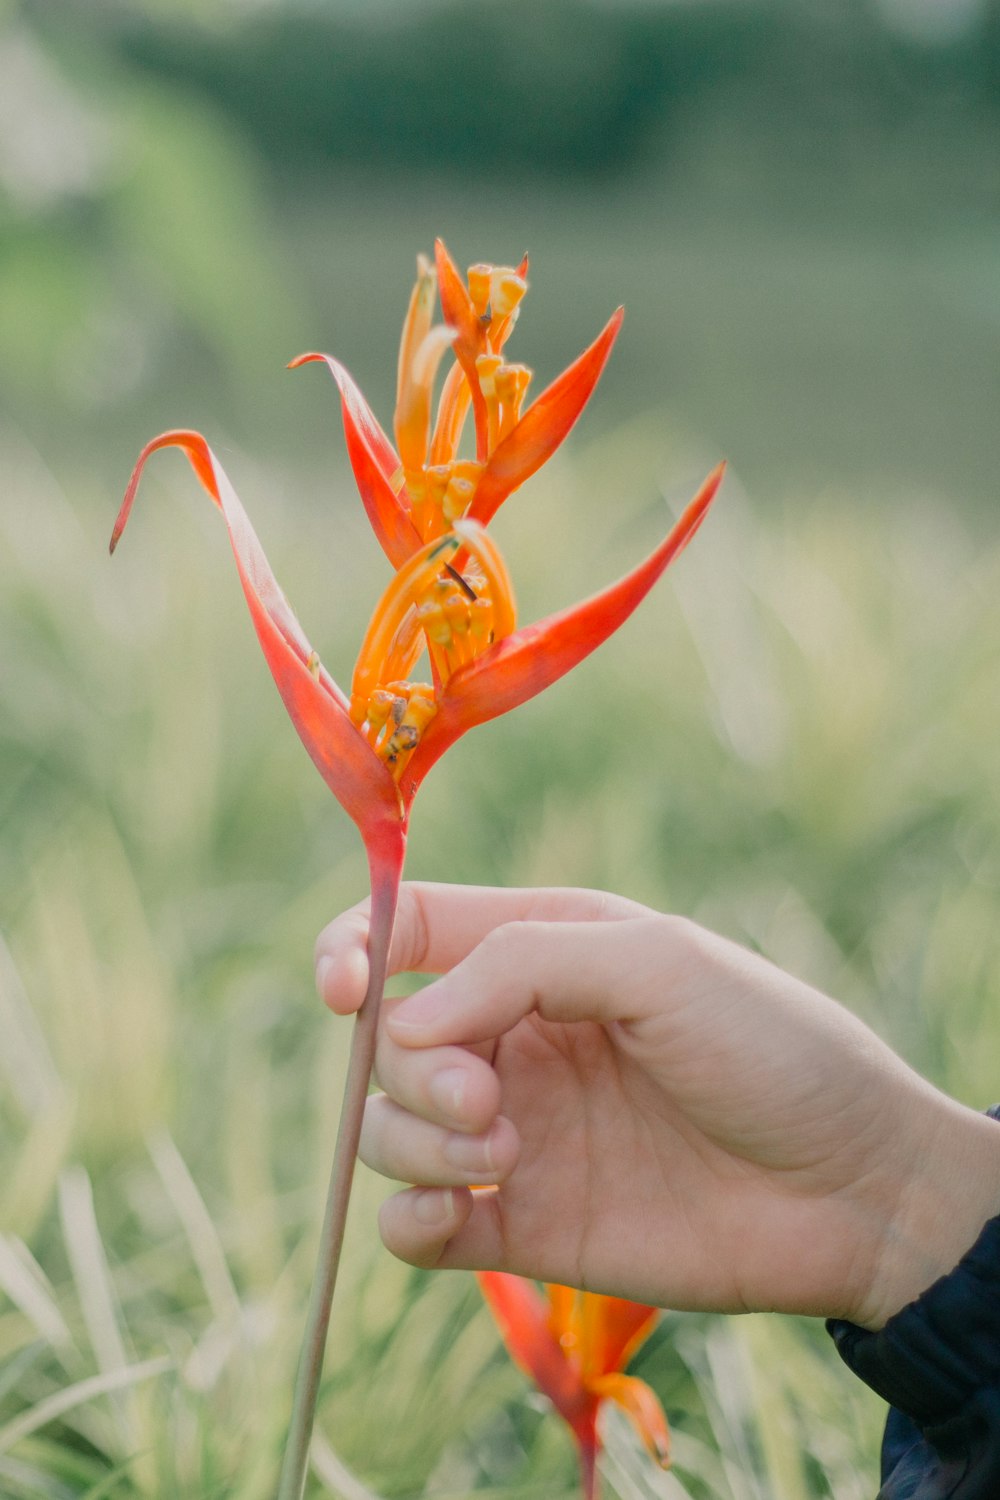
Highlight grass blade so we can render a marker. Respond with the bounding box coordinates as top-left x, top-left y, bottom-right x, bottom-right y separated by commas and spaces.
0, 1357, 172, 1455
